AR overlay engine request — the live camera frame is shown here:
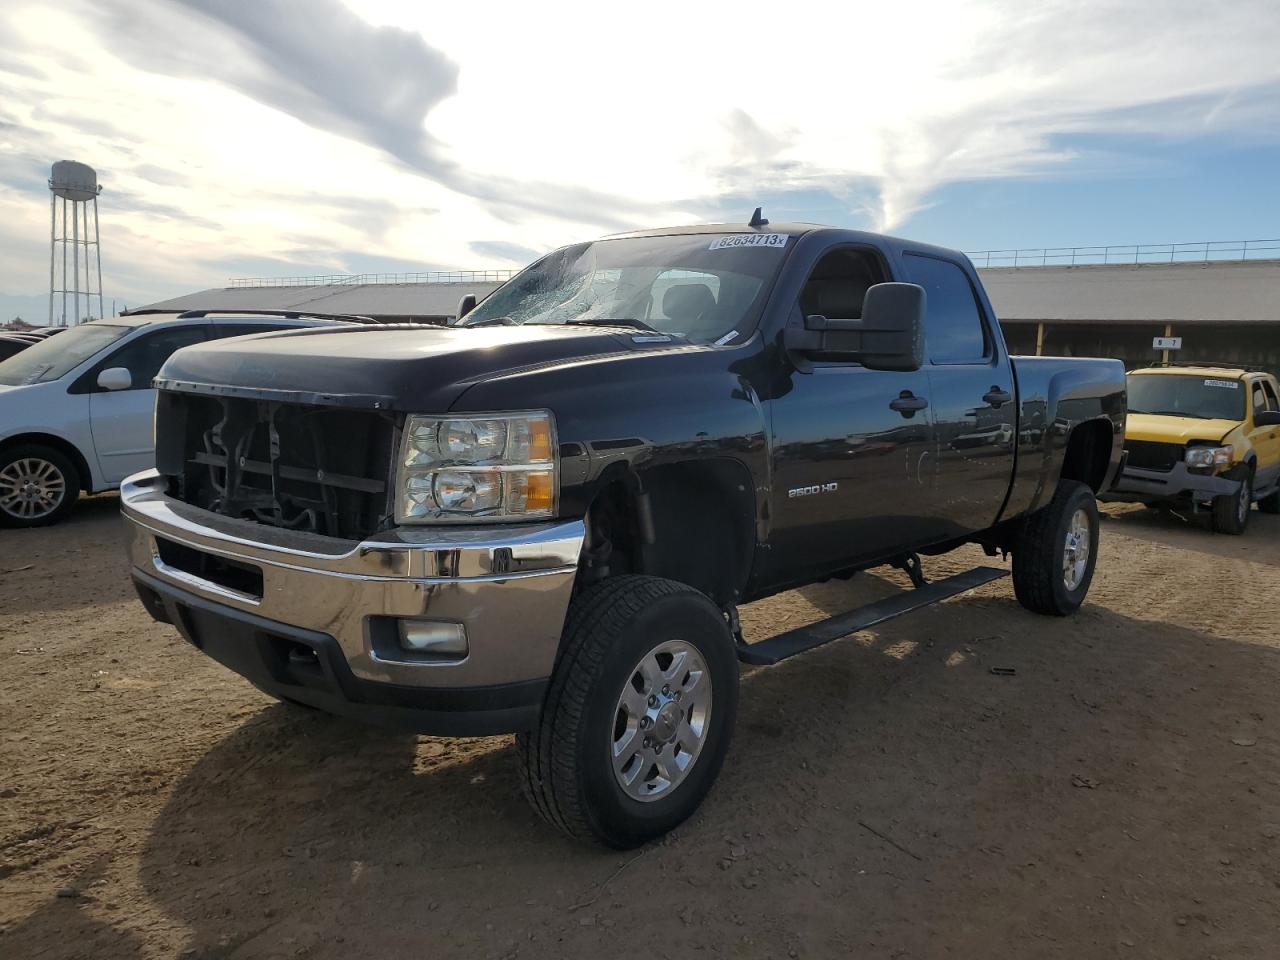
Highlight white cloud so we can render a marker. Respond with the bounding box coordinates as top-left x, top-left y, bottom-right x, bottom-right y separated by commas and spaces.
0, 0, 1277, 310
